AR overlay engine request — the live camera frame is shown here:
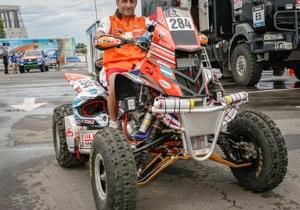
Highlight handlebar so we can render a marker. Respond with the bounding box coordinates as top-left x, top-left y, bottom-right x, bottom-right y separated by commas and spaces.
95, 23, 155, 51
